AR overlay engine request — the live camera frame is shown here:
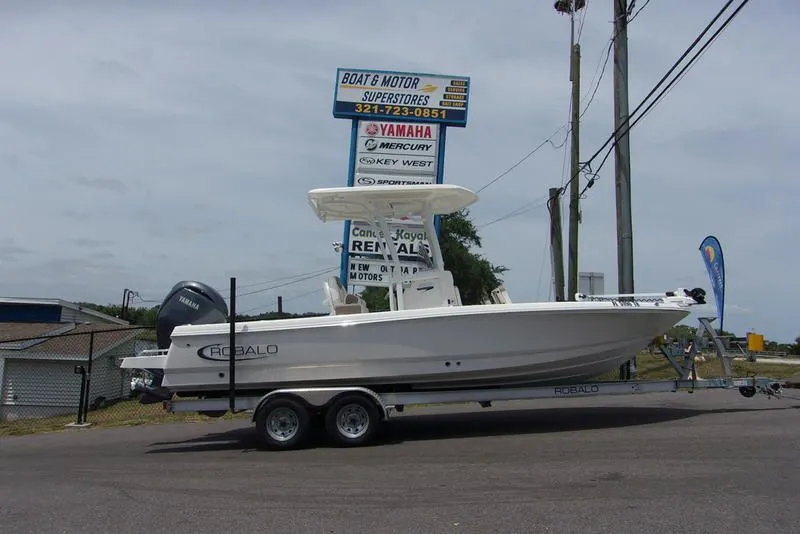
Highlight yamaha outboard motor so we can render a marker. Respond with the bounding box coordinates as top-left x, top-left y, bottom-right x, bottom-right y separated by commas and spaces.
144, 281, 228, 393
156, 280, 228, 350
